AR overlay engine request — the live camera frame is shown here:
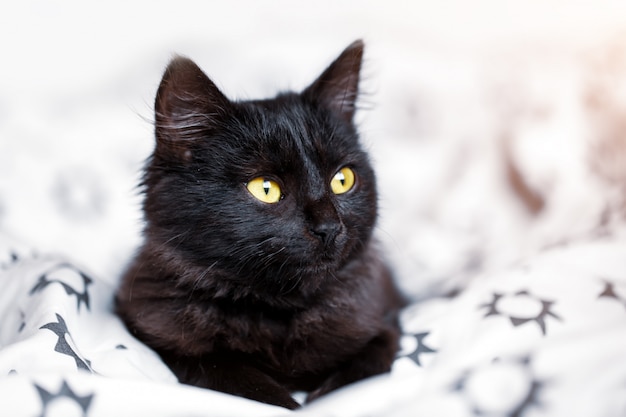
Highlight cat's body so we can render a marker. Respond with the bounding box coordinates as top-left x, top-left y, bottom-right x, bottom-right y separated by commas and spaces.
116, 40, 405, 409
